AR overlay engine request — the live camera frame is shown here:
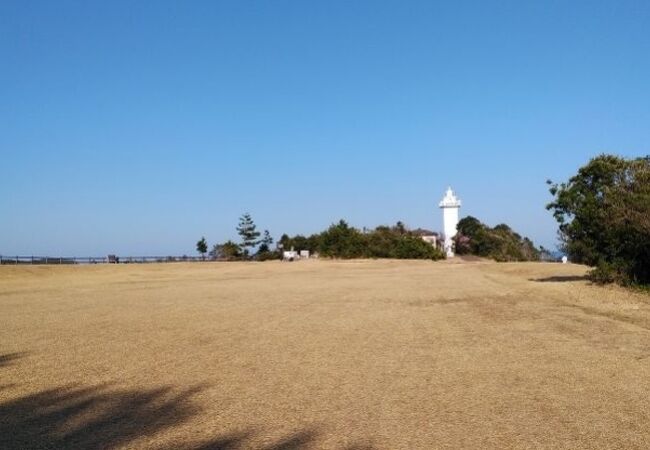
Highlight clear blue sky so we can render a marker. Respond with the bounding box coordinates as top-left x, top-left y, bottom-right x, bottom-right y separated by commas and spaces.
2, 1, 649, 256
